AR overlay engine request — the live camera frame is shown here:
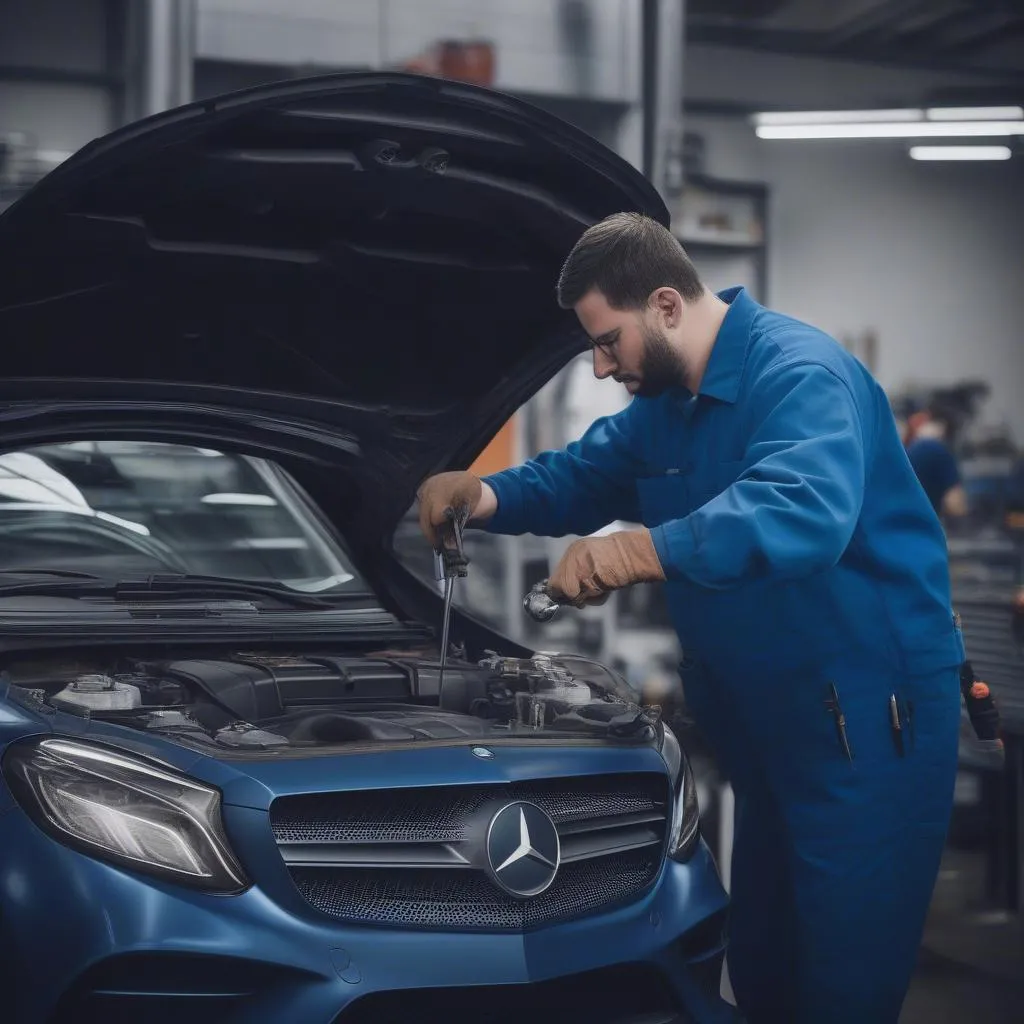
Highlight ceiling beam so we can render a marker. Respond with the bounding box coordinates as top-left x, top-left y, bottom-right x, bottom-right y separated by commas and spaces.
821, 0, 939, 49
939, 15, 1024, 54
685, 24, 1024, 83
